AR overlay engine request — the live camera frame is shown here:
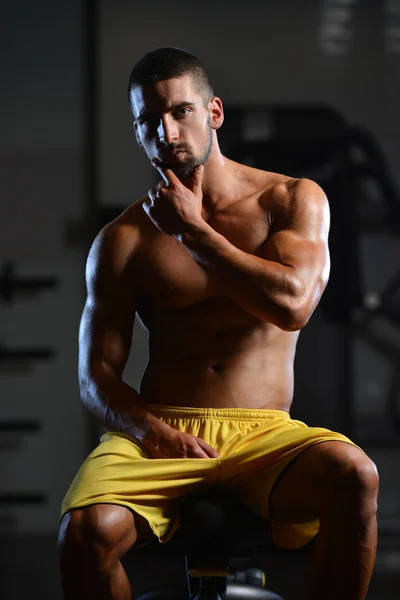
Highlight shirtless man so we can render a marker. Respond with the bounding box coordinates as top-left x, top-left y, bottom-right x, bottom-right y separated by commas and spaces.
58, 48, 379, 600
